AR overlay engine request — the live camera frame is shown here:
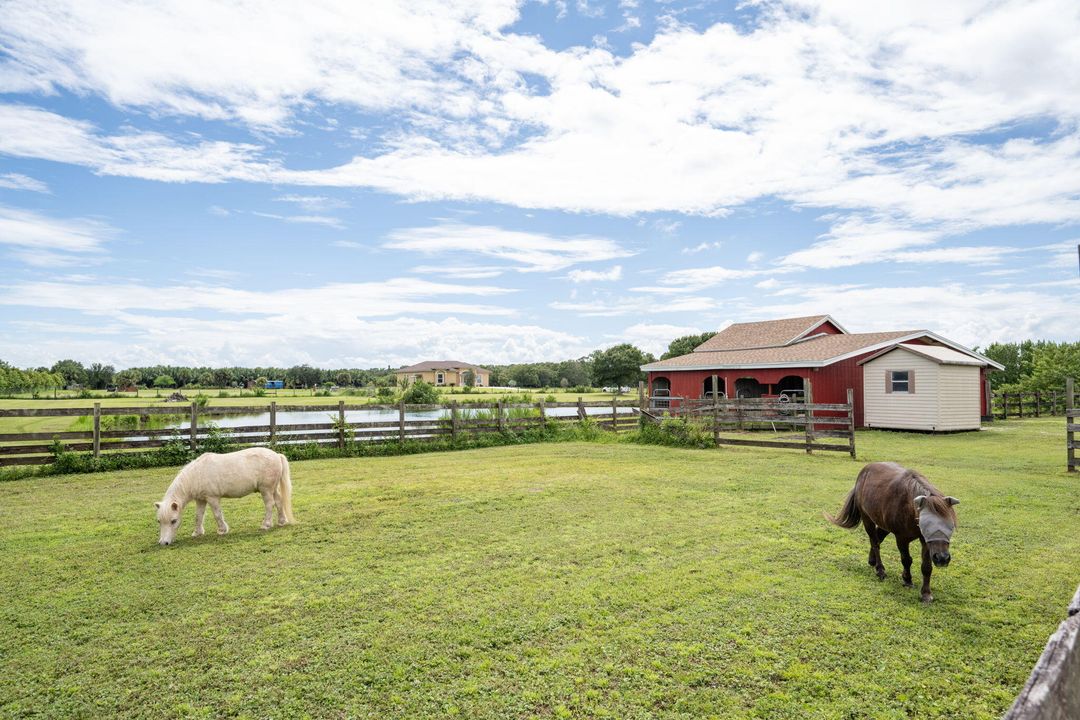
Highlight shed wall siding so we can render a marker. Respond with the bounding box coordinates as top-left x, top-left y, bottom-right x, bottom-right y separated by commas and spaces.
863, 354, 941, 430
936, 364, 982, 430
